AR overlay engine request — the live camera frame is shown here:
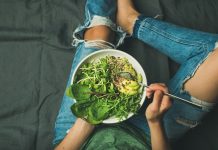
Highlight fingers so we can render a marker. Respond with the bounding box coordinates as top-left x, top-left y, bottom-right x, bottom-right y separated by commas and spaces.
151, 90, 164, 112
146, 88, 153, 99
160, 94, 172, 113
146, 83, 172, 113
149, 83, 169, 93
146, 83, 168, 98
